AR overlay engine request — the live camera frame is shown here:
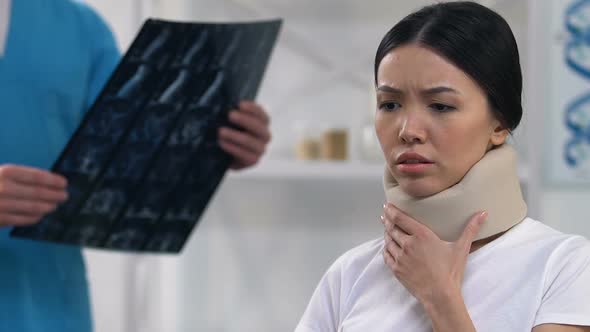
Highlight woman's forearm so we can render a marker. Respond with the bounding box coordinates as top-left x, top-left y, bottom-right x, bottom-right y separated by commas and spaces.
421, 285, 476, 332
